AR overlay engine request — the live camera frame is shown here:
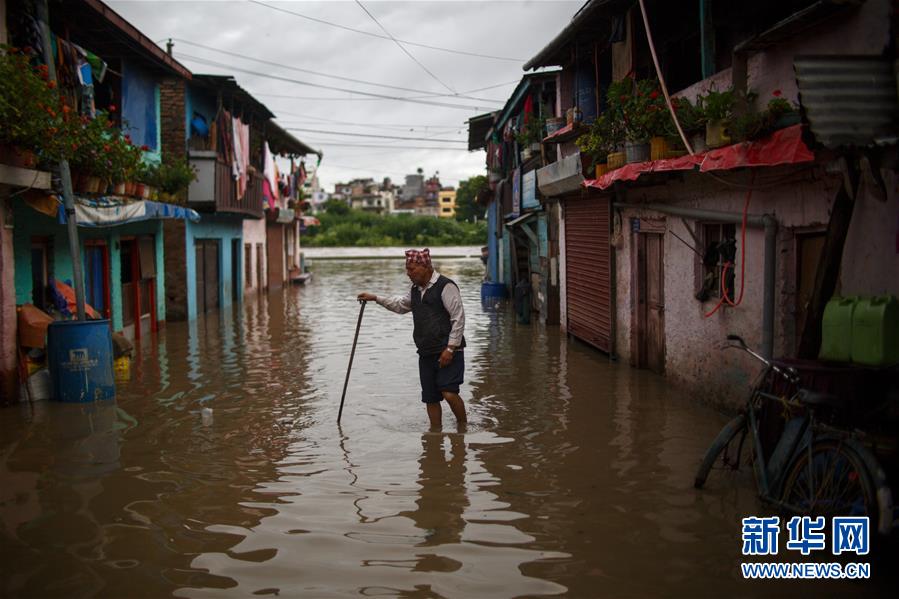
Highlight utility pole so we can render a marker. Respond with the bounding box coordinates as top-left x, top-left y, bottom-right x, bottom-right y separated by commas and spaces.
38, 0, 85, 320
